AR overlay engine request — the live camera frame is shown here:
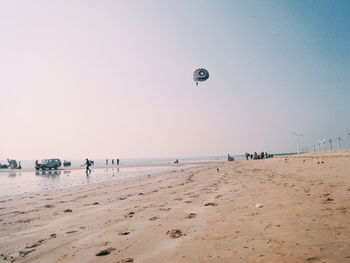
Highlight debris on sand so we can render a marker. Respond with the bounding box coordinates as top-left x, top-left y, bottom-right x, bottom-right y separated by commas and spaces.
204, 202, 217, 206
166, 229, 185, 239
64, 209, 72, 213
95, 247, 116, 256
255, 203, 264, 208
119, 231, 130, 235
149, 216, 159, 221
